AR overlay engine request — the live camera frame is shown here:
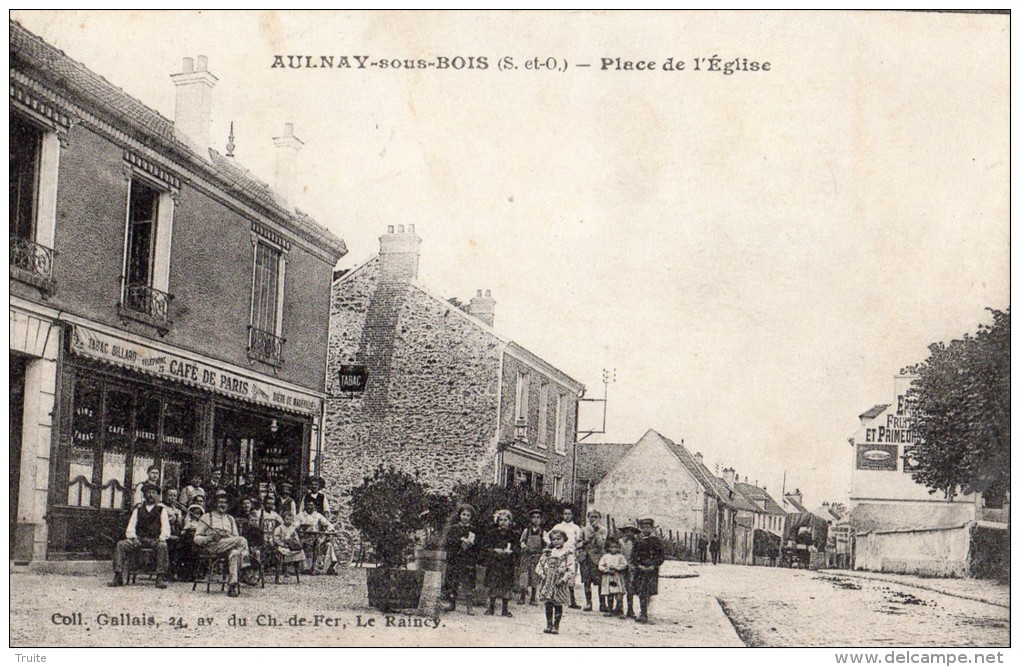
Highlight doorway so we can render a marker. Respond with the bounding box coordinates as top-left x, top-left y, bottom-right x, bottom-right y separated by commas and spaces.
10, 355, 27, 558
